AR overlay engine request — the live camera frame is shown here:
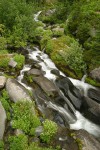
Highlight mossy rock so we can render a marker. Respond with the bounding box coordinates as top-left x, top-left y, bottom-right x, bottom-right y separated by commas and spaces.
85, 77, 100, 87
